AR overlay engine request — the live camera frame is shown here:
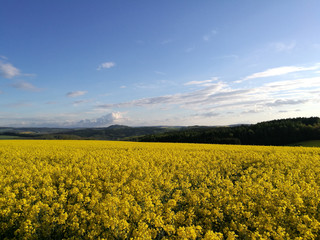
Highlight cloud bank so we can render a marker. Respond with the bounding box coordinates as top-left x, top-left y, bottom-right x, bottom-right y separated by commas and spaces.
0, 112, 126, 128
75, 112, 125, 127
97, 72, 320, 123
